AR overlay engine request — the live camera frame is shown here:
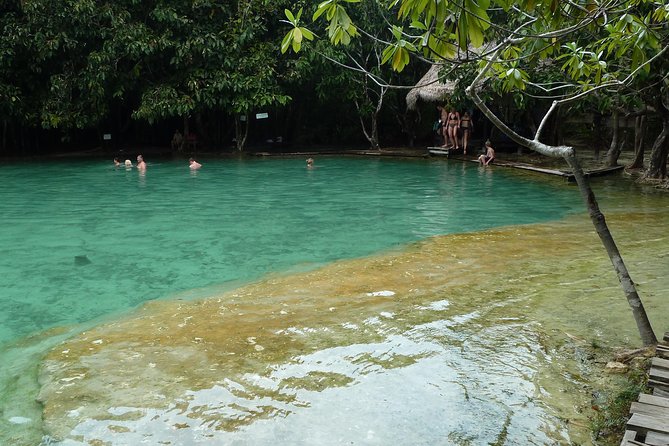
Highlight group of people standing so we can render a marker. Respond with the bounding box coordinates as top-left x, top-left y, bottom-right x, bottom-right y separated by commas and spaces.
436, 106, 474, 154
436, 105, 495, 165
